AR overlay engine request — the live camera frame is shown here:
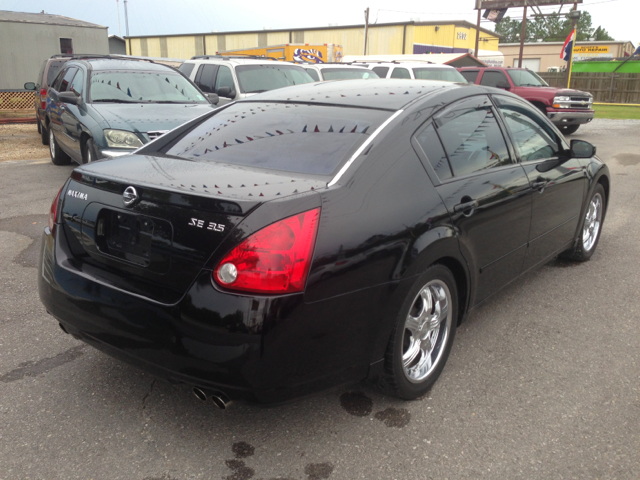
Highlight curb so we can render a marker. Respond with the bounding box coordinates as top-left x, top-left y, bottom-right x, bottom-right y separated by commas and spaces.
0, 118, 37, 125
